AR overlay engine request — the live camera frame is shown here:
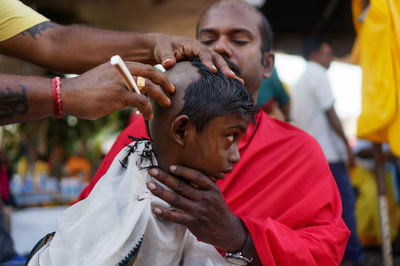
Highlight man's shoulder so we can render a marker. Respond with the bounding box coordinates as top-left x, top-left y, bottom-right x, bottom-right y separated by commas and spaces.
247, 112, 325, 161
256, 112, 316, 145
